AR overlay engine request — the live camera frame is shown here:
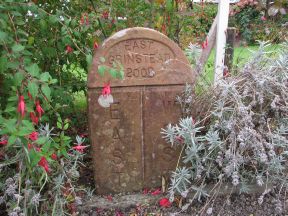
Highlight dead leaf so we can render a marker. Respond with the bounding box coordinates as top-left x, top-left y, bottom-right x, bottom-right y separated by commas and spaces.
161, 176, 166, 193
